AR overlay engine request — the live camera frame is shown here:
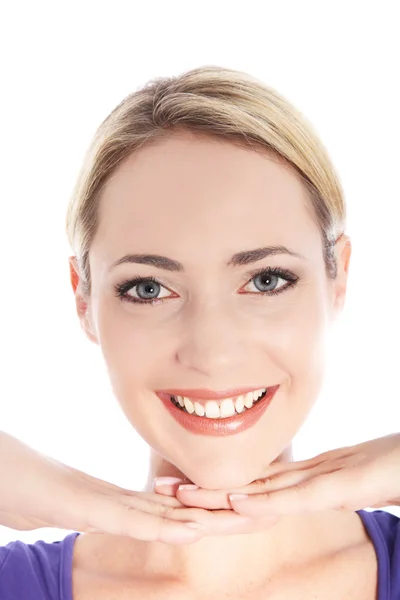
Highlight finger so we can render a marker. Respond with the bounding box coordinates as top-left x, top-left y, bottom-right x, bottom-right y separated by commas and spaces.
174, 470, 319, 510
127, 495, 275, 537
176, 486, 232, 509
229, 469, 353, 517
69, 468, 185, 507
121, 494, 254, 533
258, 448, 354, 478
175, 459, 348, 511
174, 468, 325, 510
84, 495, 206, 544
91, 489, 260, 540
236, 461, 347, 496
79, 471, 187, 507
130, 491, 184, 508
152, 477, 191, 496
